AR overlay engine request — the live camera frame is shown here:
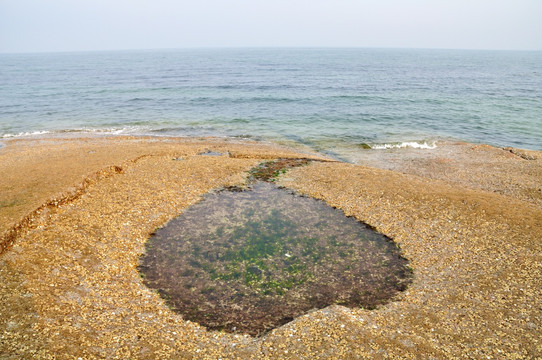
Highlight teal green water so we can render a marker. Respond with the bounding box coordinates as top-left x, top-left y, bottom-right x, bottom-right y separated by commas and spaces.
1, 48, 541, 158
